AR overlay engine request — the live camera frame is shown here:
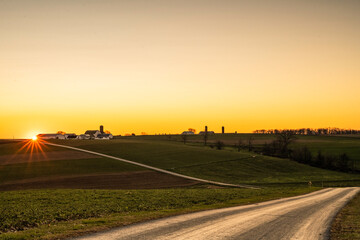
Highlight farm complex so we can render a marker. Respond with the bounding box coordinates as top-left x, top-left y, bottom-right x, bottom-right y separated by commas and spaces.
37, 125, 113, 140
